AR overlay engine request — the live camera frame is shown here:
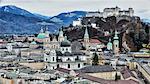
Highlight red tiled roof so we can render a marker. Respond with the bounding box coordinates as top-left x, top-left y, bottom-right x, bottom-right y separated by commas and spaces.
89, 39, 101, 43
